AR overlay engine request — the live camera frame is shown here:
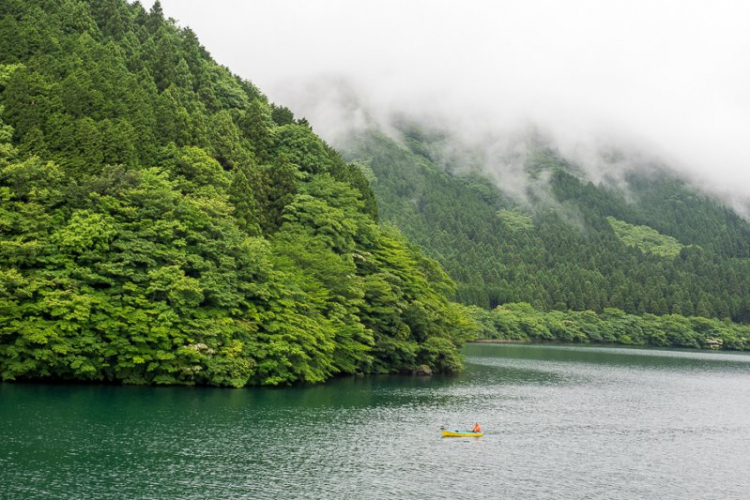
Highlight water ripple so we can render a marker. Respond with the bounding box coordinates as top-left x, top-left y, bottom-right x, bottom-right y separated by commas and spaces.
2, 345, 750, 499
